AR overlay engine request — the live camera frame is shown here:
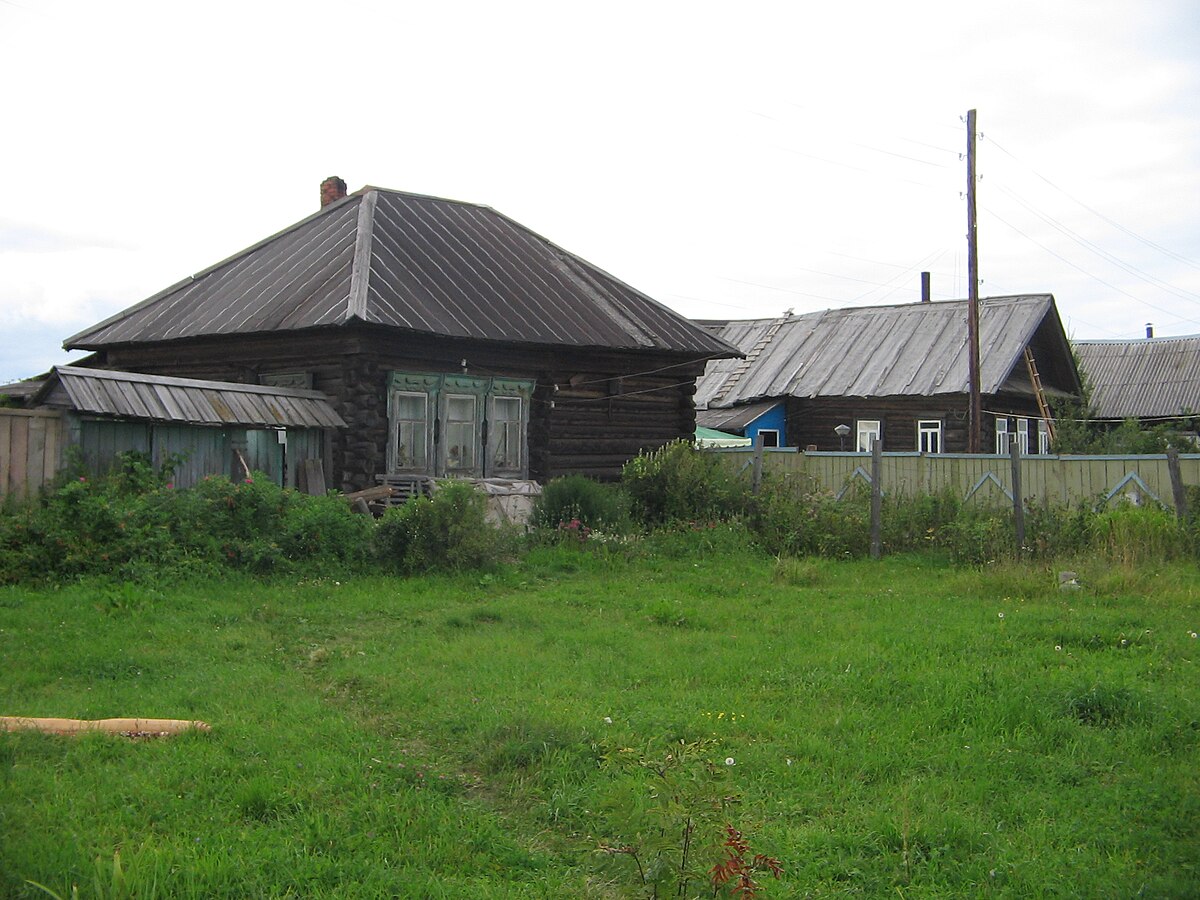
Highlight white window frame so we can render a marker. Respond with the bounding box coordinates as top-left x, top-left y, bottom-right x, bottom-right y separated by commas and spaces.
917, 420, 942, 454
1016, 418, 1030, 455
995, 416, 1010, 455
756, 429, 780, 448
1038, 419, 1050, 455
856, 419, 881, 452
